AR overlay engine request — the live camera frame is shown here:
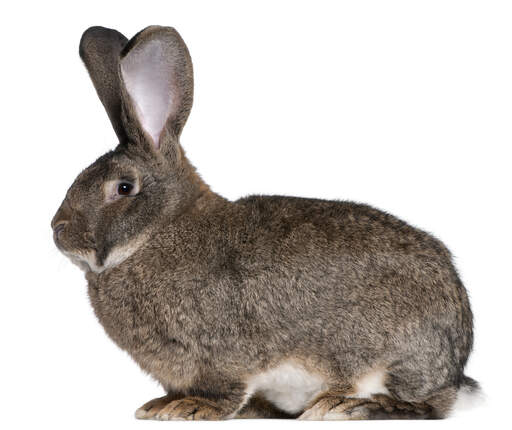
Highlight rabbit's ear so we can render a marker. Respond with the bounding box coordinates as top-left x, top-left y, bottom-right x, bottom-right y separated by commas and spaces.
79, 27, 128, 142
119, 26, 193, 151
